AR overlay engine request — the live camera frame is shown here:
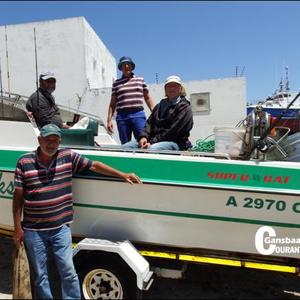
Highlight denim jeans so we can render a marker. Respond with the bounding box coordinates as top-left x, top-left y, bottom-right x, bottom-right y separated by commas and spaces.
24, 224, 81, 299
122, 140, 180, 151
116, 110, 146, 144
